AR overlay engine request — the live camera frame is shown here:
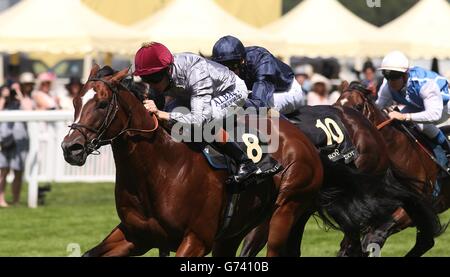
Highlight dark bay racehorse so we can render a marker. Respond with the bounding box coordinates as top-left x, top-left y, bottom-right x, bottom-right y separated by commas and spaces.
61, 65, 326, 256
239, 105, 441, 257
336, 81, 447, 256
